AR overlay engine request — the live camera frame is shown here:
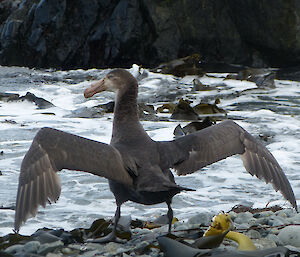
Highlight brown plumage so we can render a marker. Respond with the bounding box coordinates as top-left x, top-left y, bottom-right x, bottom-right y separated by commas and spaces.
14, 69, 297, 242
